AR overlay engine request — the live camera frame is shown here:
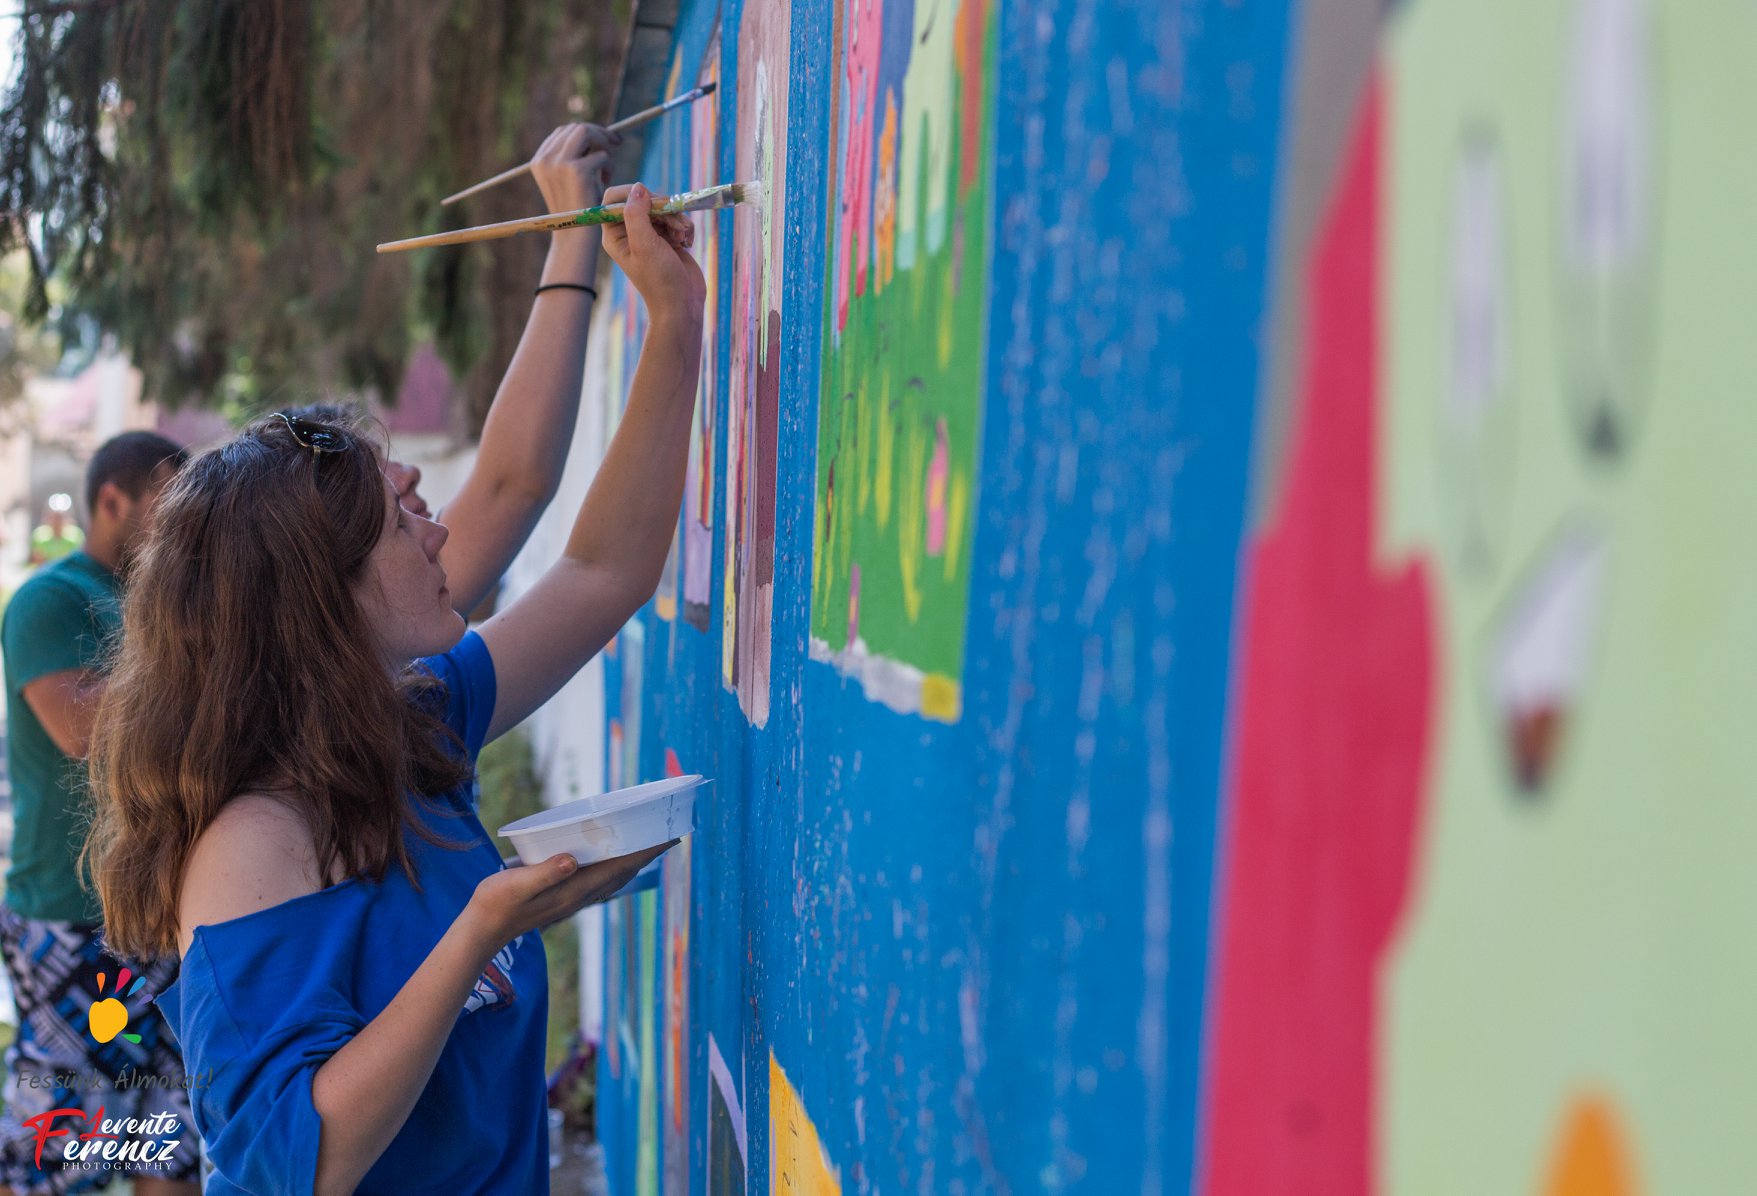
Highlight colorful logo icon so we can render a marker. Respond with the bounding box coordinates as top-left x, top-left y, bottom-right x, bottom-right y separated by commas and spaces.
87, 969, 146, 1045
